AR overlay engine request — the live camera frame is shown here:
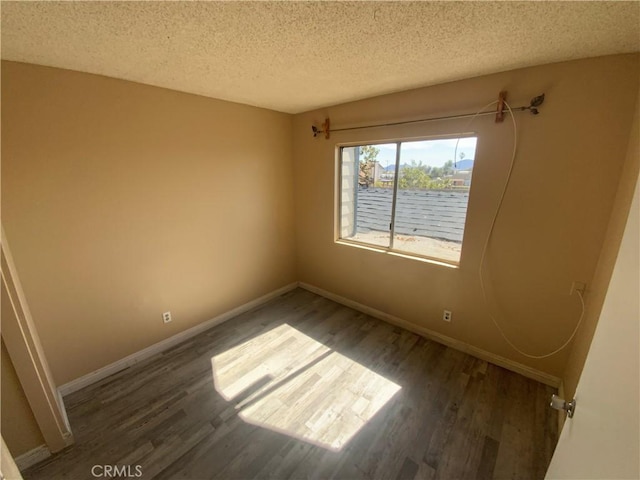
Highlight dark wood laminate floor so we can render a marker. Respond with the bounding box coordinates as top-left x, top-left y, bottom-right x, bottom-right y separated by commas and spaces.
24, 288, 558, 480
